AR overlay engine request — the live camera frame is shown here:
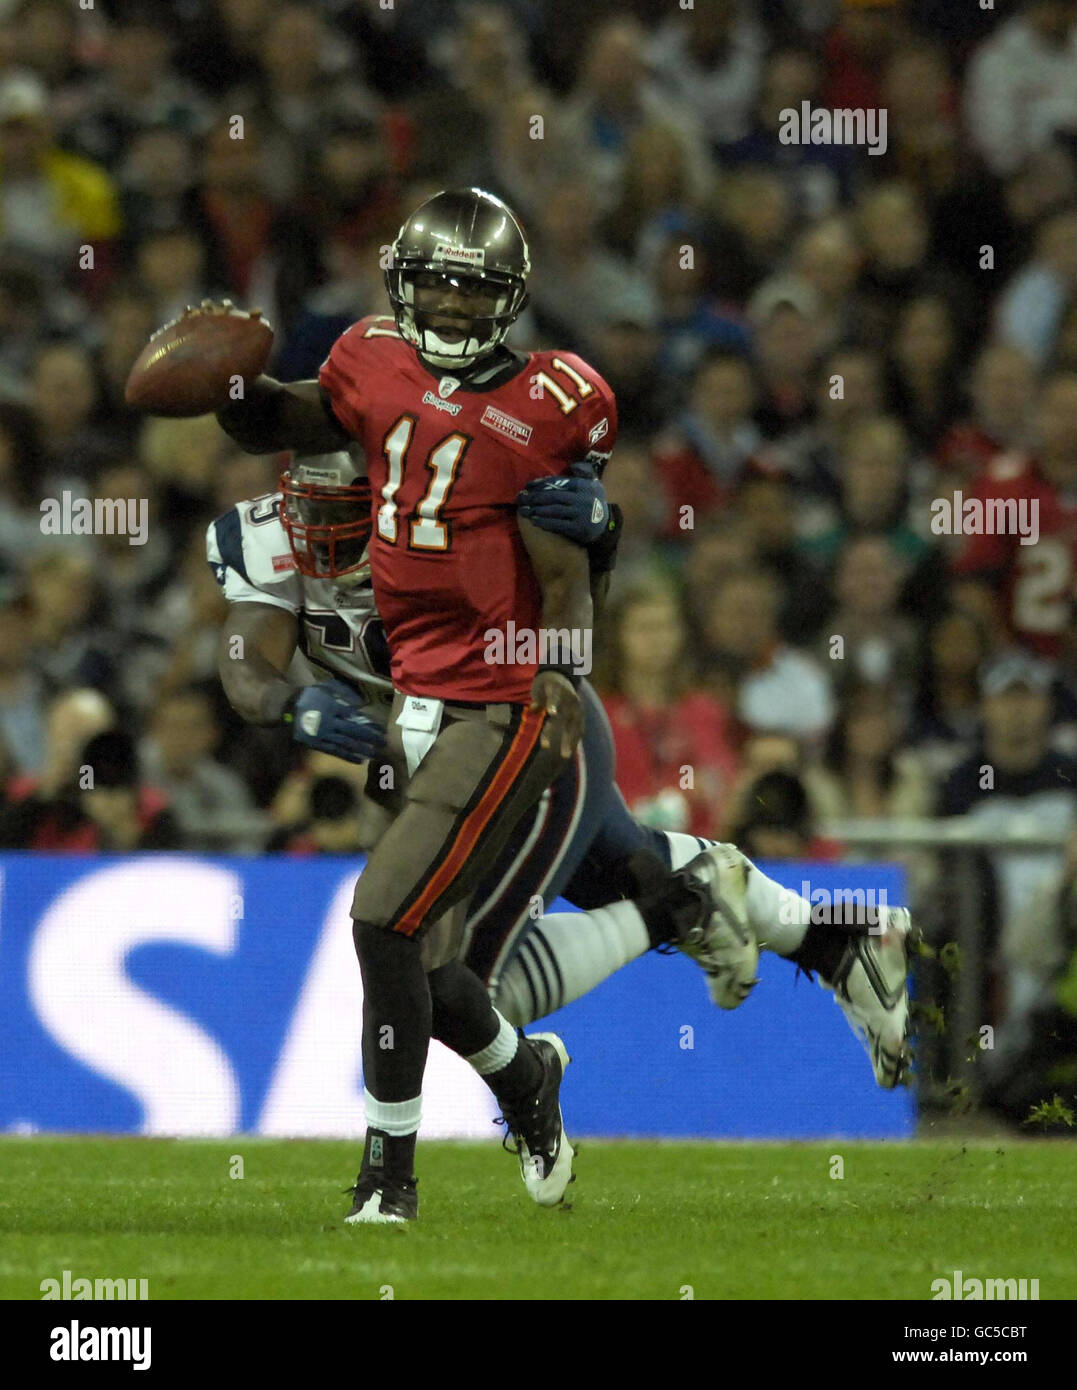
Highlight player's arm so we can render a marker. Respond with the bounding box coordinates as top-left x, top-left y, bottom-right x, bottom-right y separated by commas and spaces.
218, 601, 302, 725
218, 600, 385, 761
516, 470, 622, 618
216, 377, 351, 455
518, 517, 592, 759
